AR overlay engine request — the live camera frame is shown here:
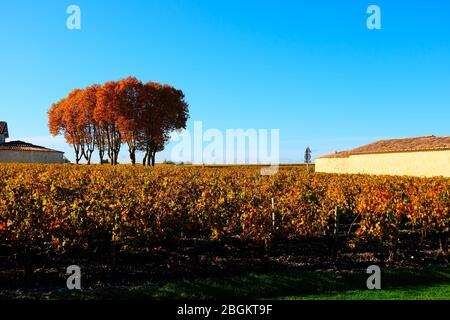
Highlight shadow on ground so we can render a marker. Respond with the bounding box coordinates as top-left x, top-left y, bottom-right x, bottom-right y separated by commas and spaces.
151, 267, 450, 300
